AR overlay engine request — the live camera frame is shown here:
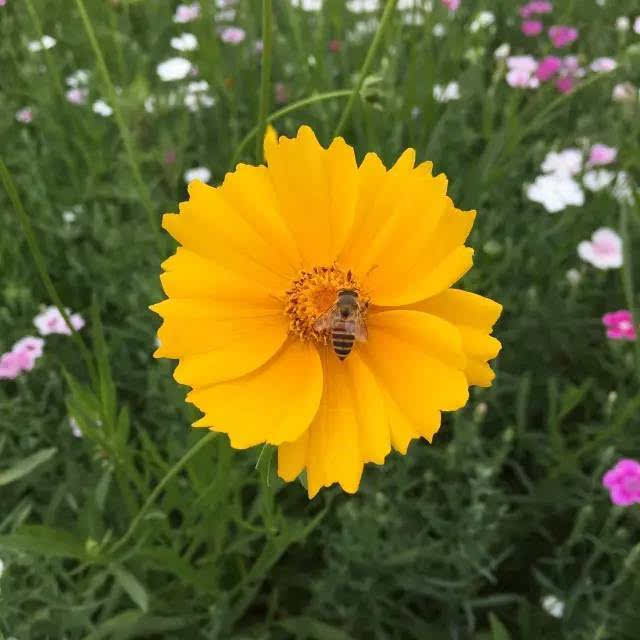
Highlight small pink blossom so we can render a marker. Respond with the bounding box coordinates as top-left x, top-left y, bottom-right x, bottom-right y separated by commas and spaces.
519, 1, 552, 18
602, 311, 637, 341
173, 2, 200, 23
34, 306, 85, 336
12, 336, 45, 359
15, 107, 33, 123
603, 459, 640, 506
507, 55, 538, 73
536, 56, 562, 81
555, 75, 574, 93
220, 26, 246, 44
328, 39, 341, 53
578, 227, 623, 270
0, 350, 30, 379
440, 0, 460, 11
507, 69, 539, 88
612, 82, 637, 103
590, 57, 617, 73
588, 143, 617, 167
549, 25, 578, 48
66, 88, 88, 105
0, 0, 7, 7
522, 20, 543, 36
